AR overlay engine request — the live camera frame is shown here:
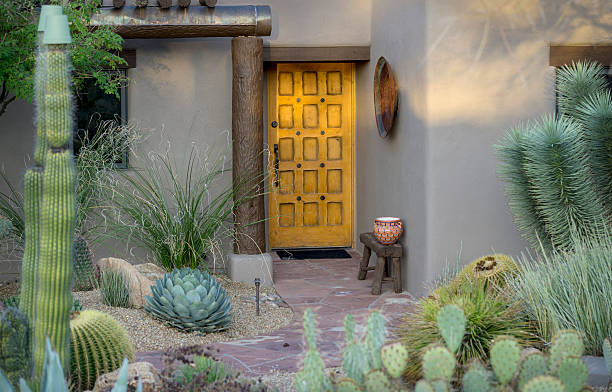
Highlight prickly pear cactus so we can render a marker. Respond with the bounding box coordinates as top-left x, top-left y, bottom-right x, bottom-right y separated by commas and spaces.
523, 375, 565, 392
435, 304, 465, 354
414, 380, 435, 392
380, 343, 408, 379
490, 336, 520, 386
335, 378, 361, 392
422, 345, 455, 383
555, 356, 588, 392
518, 352, 549, 391
366, 312, 386, 369
296, 308, 332, 392
549, 330, 584, 372
462, 363, 490, 392
363, 369, 390, 392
